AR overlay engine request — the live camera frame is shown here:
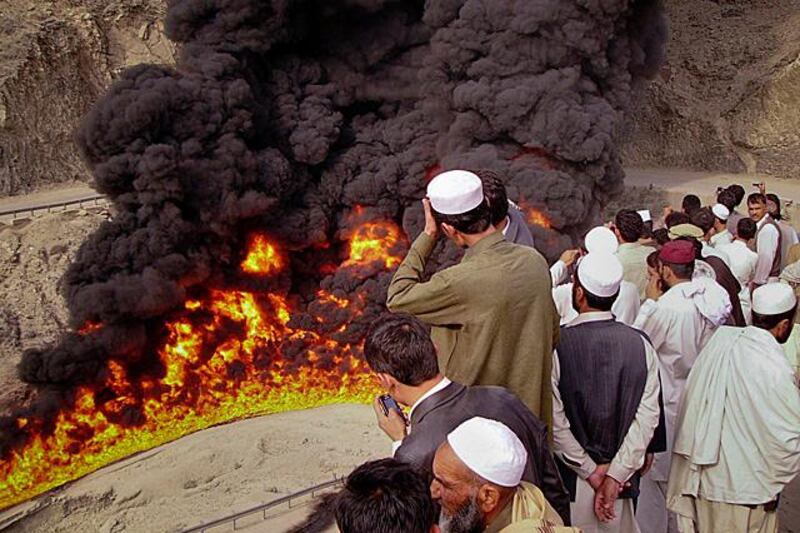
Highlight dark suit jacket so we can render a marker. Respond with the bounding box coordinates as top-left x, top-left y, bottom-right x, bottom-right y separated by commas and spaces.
395, 382, 571, 525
